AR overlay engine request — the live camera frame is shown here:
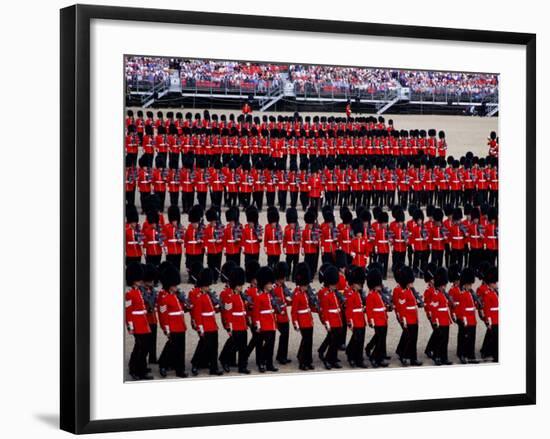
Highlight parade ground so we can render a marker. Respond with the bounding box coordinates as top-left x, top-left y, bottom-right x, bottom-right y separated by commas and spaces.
124, 111, 498, 381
